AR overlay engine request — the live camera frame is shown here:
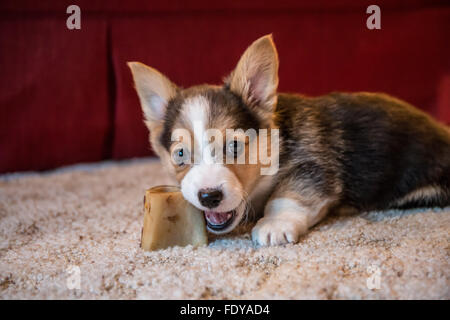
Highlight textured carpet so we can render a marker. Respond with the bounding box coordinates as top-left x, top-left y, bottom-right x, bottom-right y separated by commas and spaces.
0, 158, 449, 299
